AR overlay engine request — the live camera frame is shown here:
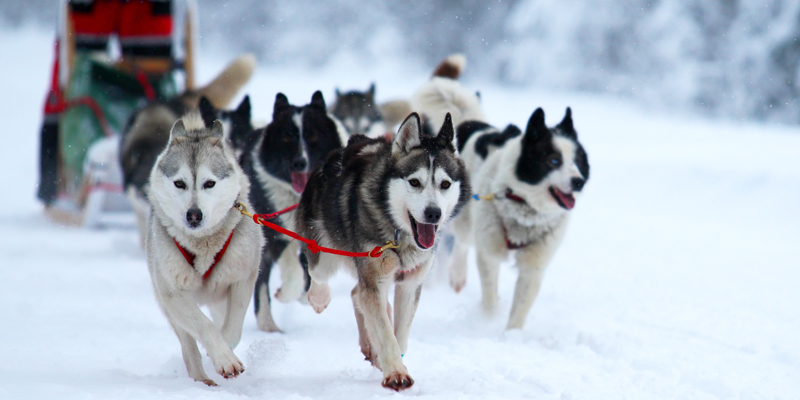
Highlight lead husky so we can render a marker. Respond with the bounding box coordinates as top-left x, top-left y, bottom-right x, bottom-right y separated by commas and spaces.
415, 56, 590, 331
296, 113, 470, 390
121, 54, 256, 246
146, 113, 264, 385
240, 91, 348, 332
